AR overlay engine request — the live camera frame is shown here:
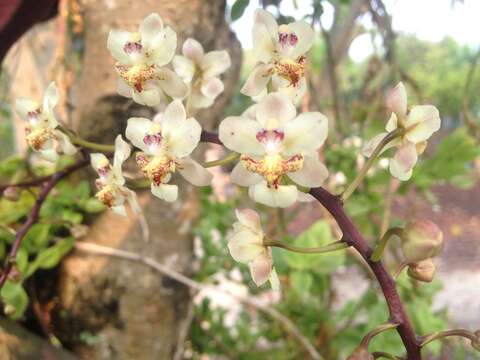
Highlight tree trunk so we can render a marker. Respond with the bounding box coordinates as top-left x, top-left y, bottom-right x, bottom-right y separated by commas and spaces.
55, 1, 241, 359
